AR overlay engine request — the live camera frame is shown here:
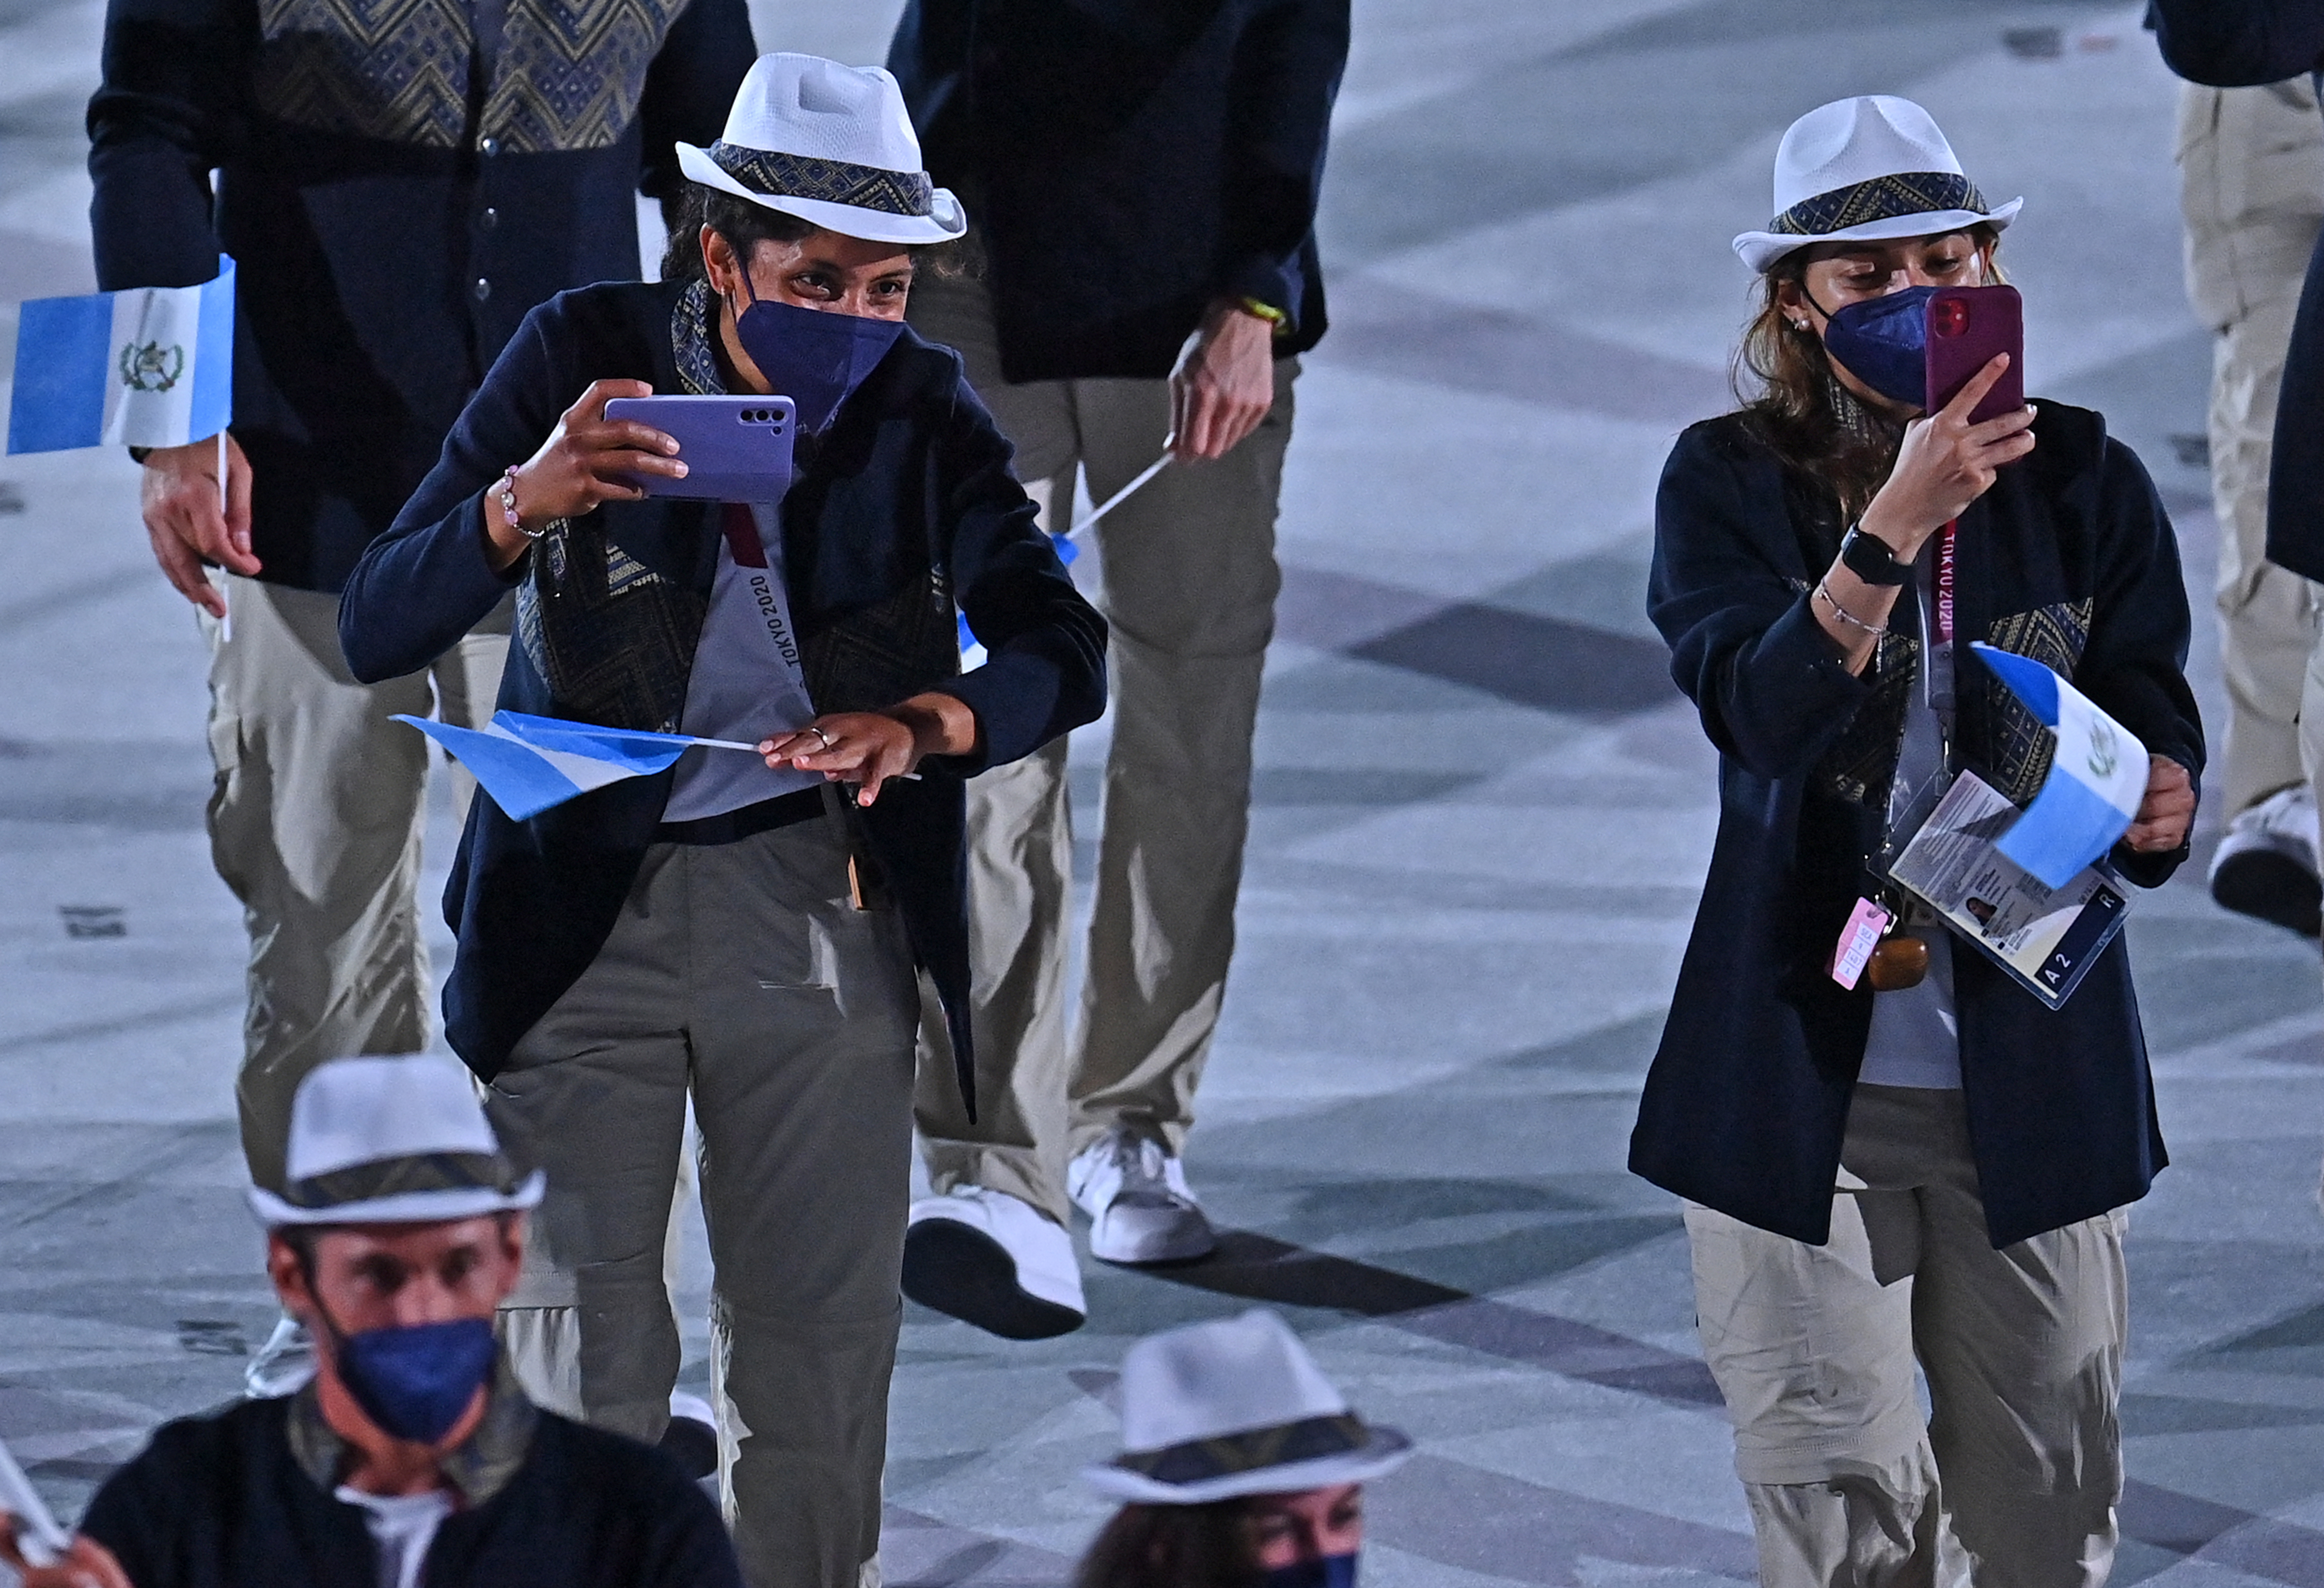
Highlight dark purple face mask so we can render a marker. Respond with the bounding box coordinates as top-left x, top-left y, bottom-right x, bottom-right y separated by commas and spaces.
730, 271, 905, 434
